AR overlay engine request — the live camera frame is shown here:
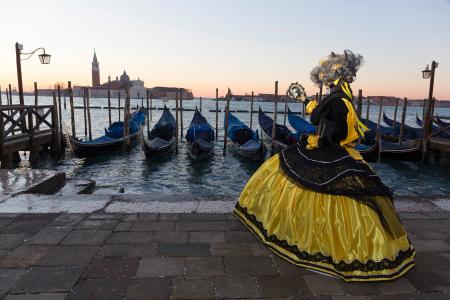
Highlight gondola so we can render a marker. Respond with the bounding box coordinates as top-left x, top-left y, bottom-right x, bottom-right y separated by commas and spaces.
379, 139, 425, 162
435, 117, 450, 128
287, 109, 379, 162
143, 105, 176, 157
287, 108, 315, 134
258, 108, 296, 152
358, 117, 401, 142
186, 108, 215, 160
383, 112, 422, 139
69, 109, 146, 157
225, 112, 264, 161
